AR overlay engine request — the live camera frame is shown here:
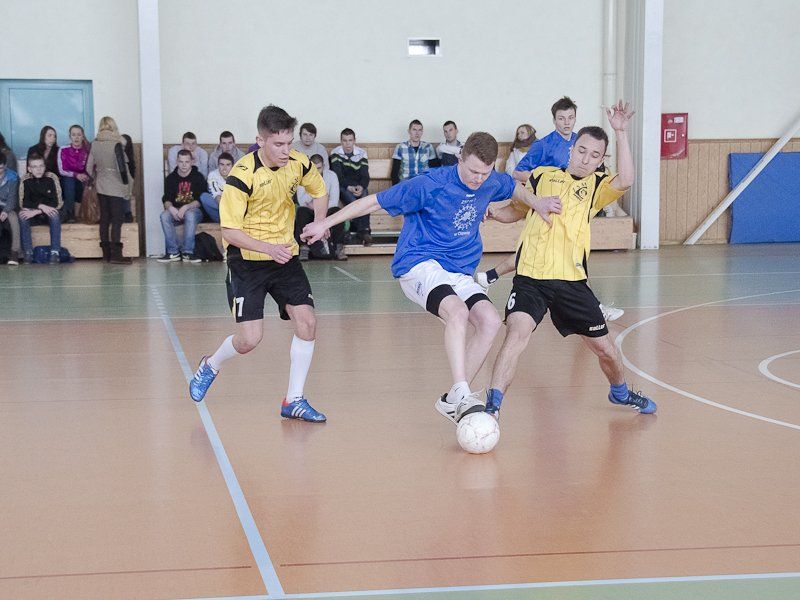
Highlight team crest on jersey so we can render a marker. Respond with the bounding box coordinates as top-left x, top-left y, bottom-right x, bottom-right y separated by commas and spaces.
290, 176, 300, 196
453, 199, 478, 234
573, 183, 589, 201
